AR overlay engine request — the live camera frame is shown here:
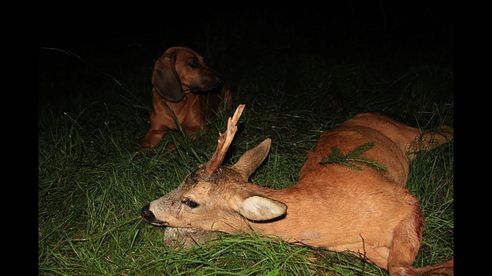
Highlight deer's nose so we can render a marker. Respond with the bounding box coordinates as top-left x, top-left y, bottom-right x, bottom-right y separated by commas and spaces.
141, 204, 156, 222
